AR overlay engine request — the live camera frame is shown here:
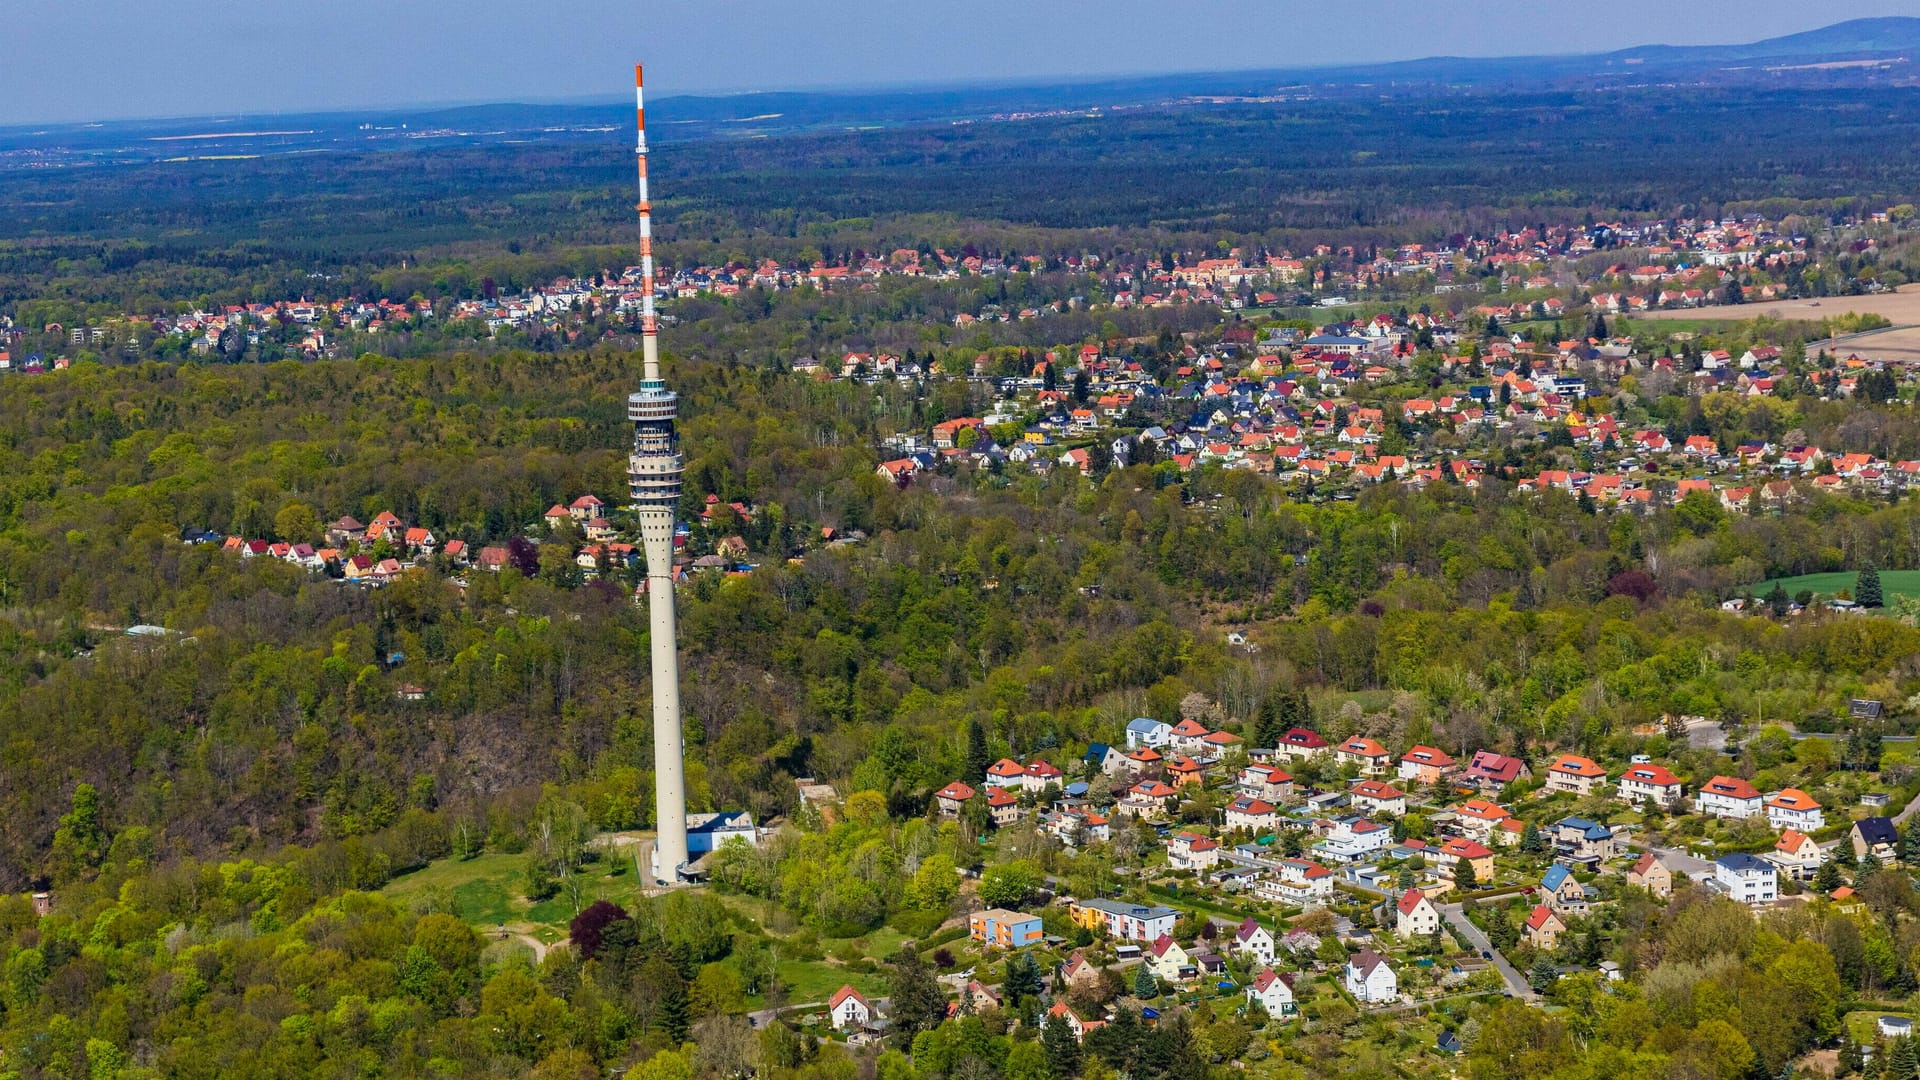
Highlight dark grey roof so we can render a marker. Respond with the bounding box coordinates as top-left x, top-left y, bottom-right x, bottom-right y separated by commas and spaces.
1855, 817, 1899, 845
